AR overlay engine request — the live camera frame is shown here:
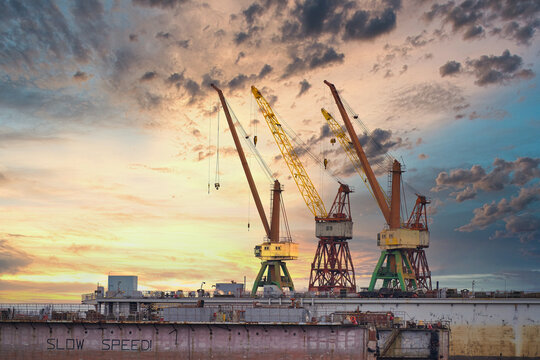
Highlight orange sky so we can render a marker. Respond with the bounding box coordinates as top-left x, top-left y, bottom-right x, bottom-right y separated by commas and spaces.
1, 0, 539, 302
